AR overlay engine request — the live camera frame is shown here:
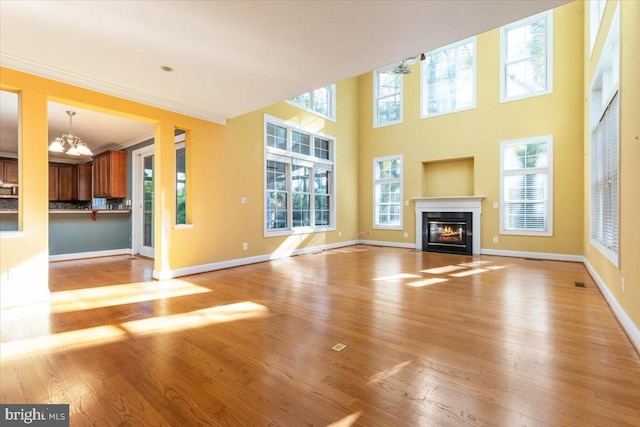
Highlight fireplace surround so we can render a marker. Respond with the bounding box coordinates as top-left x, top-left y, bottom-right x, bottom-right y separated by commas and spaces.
413, 196, 484, 255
